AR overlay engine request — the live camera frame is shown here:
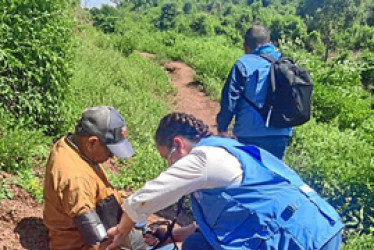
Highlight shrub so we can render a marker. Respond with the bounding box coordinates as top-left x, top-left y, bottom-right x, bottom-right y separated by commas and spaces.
360, 50, 374, 94
312, 57, 372, 130
112, 34, 136, 56
305, 30, 325, 56
342, 233, 374, 249
154, 3, 179, 30
0, 110, 50, 174
90, 5, 119, 33
286, 120, 374, 235
280, 44, 372, 131
0, 0, 76, 135
269, 15, 308, 45
334, 25, 374, 51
